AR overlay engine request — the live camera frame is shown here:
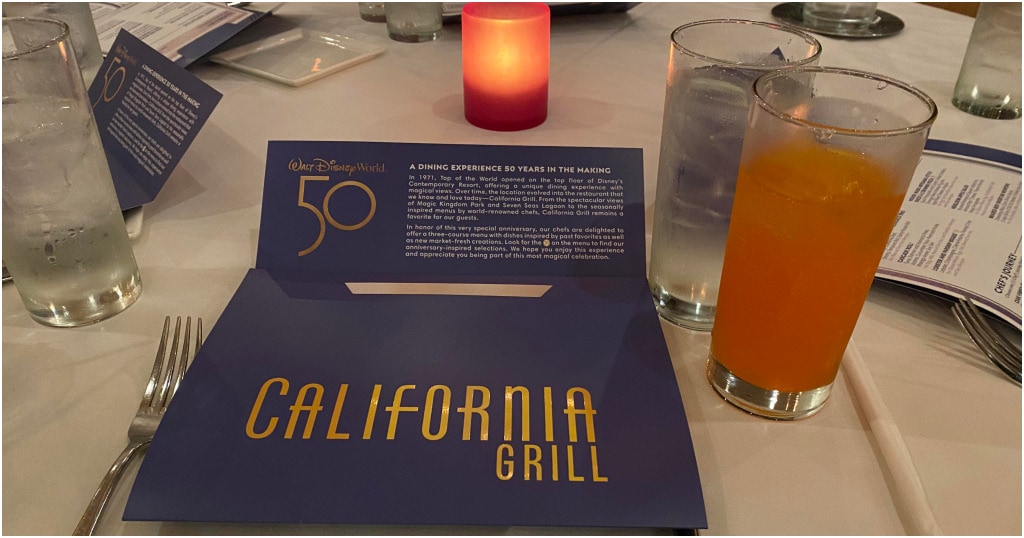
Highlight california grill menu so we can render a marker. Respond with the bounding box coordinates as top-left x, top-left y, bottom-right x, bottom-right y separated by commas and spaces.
122, 142, 707, 530
877, 140, 1022, 328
